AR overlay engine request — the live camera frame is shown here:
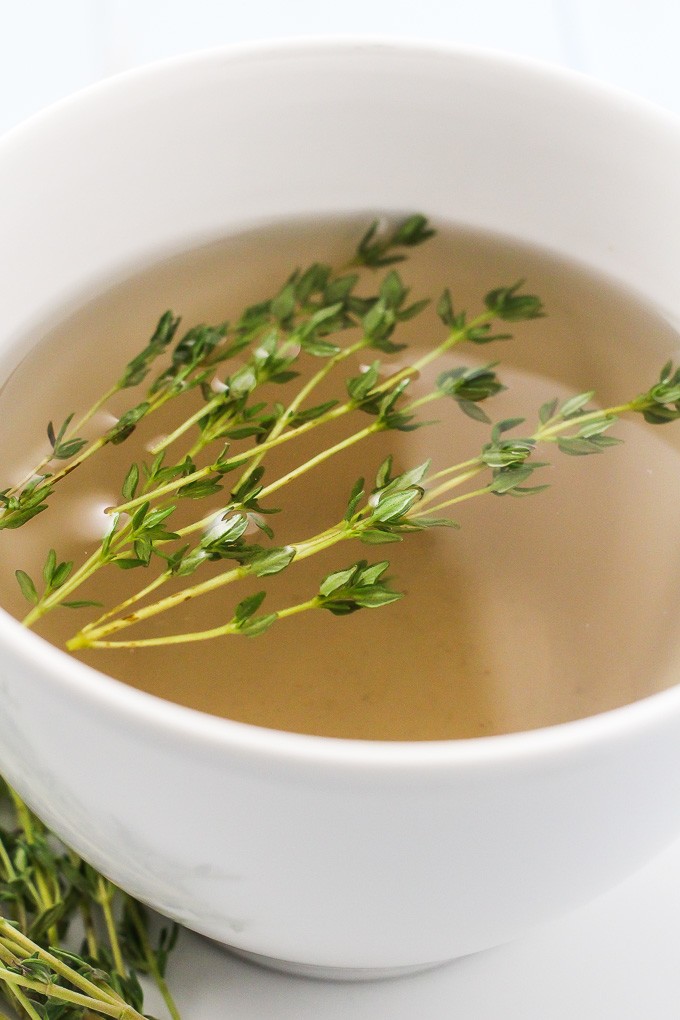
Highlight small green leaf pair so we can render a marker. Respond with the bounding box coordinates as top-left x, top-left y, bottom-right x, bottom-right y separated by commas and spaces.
15, 550, 102, 610
317, 559, 402, 616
